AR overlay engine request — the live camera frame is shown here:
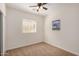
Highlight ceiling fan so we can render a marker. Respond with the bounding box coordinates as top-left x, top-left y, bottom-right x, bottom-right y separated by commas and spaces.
29, 3, 48, 12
